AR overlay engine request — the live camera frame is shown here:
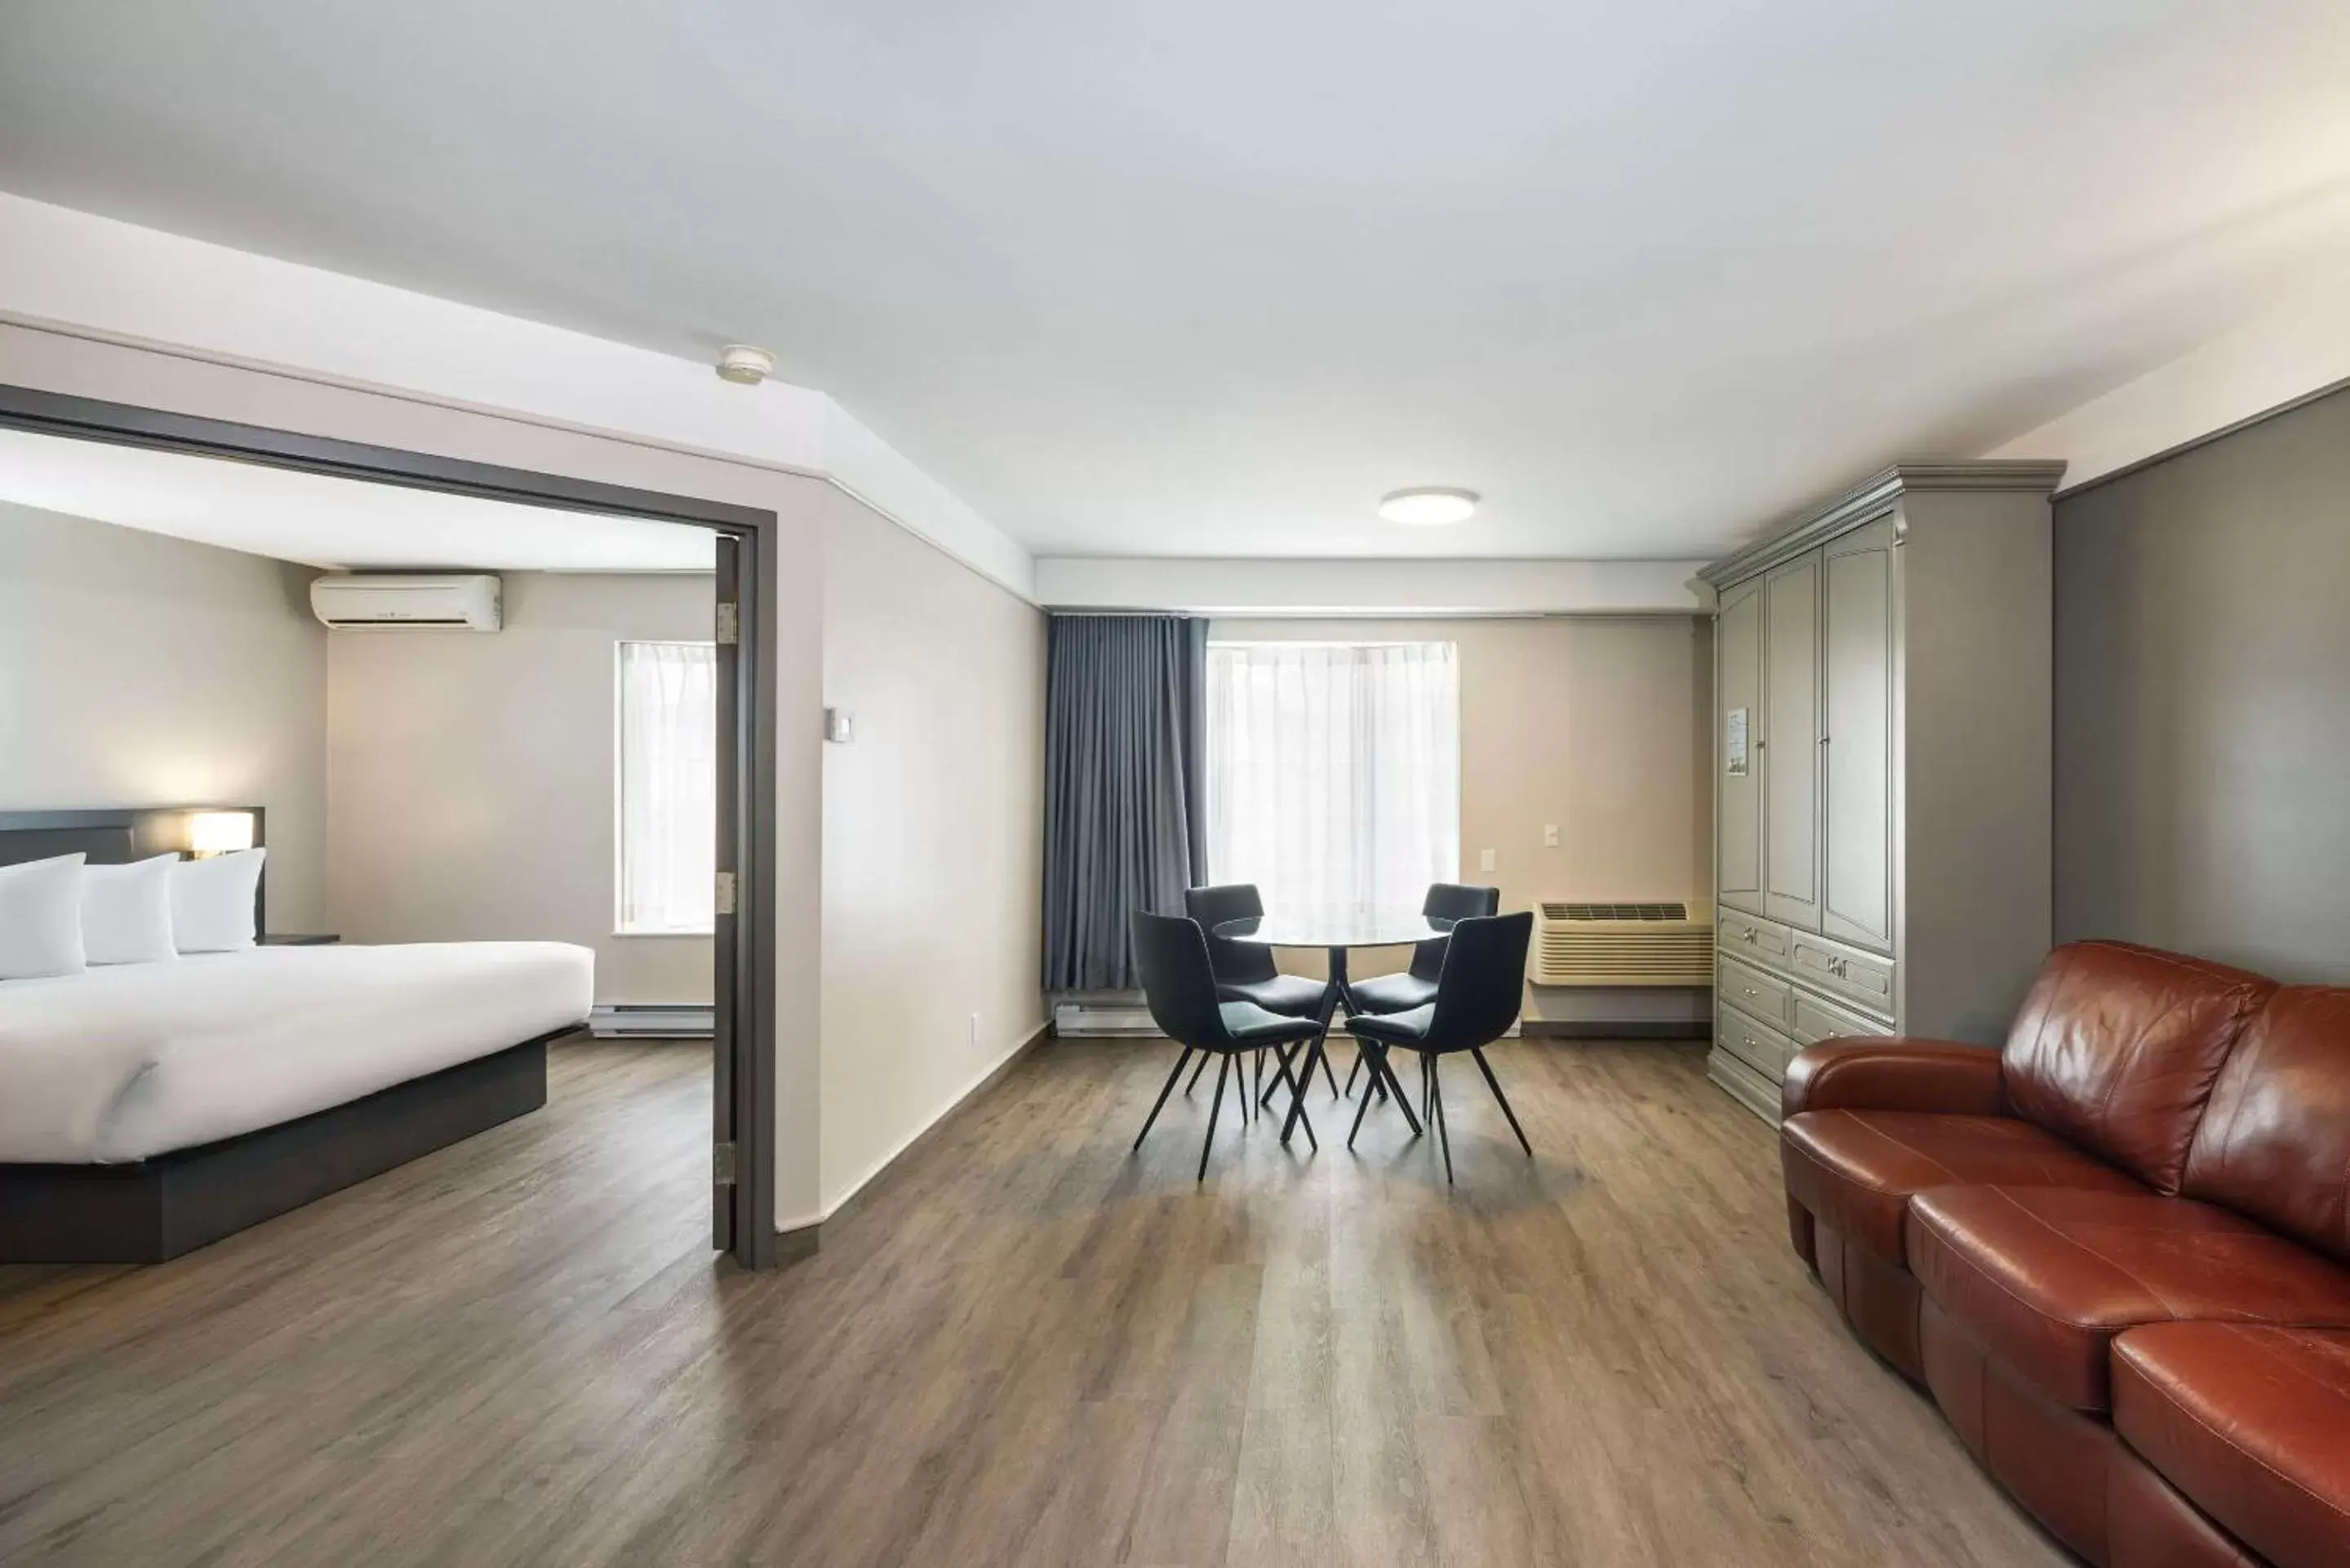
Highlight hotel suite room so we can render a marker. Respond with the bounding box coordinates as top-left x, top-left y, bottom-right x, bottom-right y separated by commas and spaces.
3, 3, 2350, 1566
